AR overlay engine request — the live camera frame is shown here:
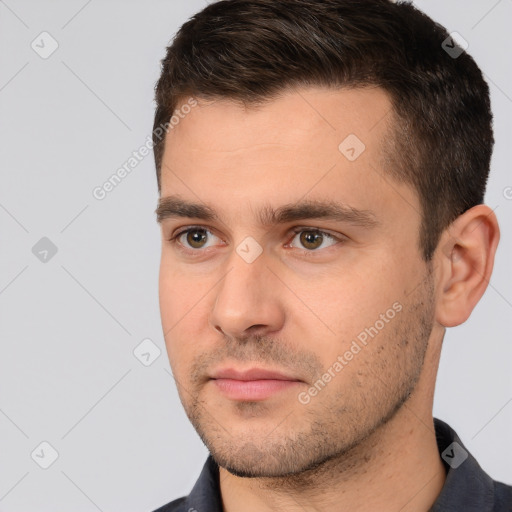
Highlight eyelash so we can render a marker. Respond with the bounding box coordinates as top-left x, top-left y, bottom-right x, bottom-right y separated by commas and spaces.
168, 225, 344, 257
